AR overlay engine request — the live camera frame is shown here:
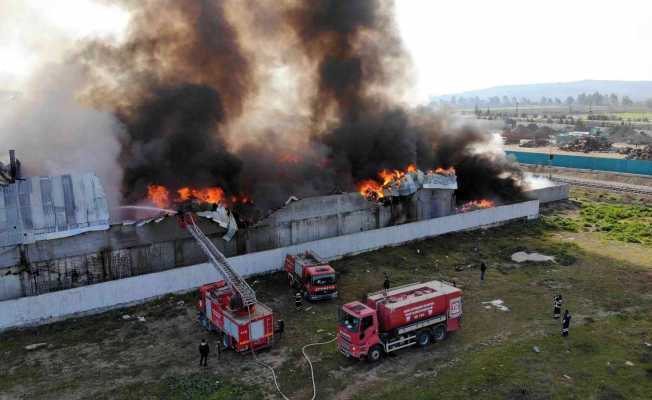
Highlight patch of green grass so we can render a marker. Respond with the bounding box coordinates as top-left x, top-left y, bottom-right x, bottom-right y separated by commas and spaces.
361, 313, 652, 400
544, 199, 652, 245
